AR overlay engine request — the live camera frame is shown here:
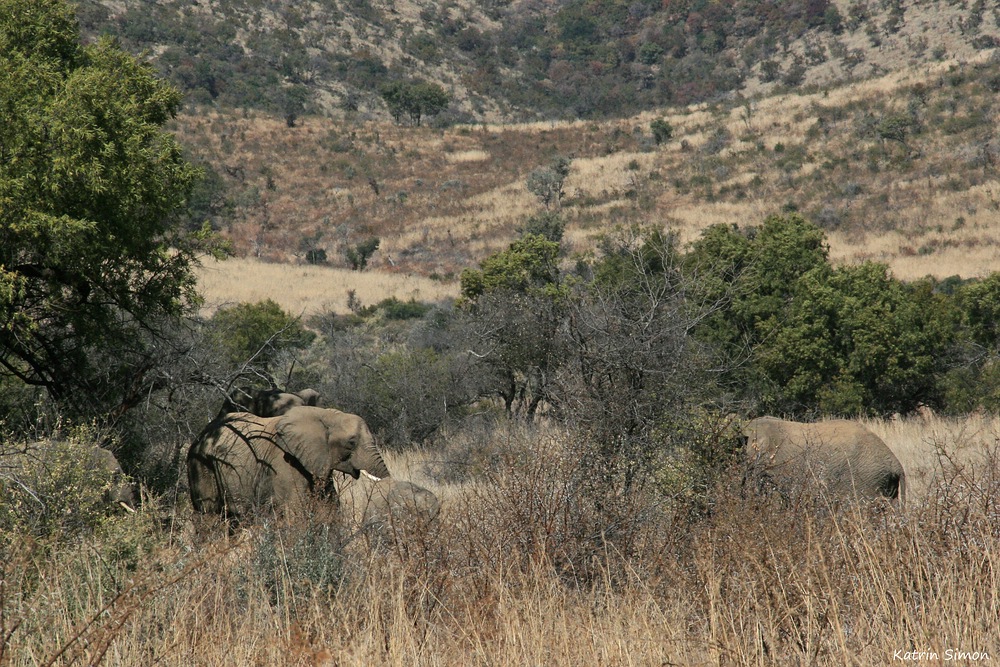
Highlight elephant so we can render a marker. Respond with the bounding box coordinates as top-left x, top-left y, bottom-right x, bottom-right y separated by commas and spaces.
84, 444, 137, 511
4, 440, 136, 512
357, 479, 440, 527
187, 405, 390, 521
217, 387, 321, 418
741, 416, 906, 506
